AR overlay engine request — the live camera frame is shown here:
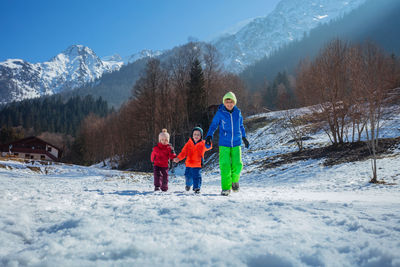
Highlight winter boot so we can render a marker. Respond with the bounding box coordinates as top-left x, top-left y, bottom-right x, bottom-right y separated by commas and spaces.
194, 188, 201, 194
185, 186, 191, 191
232, 182, 239, 192
154, 186, 160, 191
221, 190, 231, 196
